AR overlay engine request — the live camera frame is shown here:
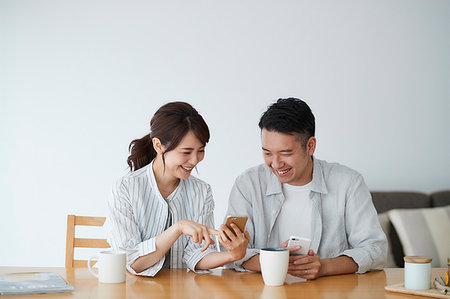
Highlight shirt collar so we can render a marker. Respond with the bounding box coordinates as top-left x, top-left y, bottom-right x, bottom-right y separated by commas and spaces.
265, 156, 328, 196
